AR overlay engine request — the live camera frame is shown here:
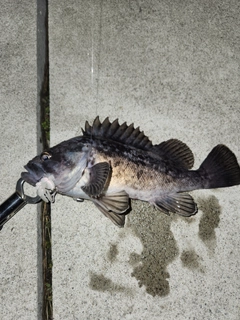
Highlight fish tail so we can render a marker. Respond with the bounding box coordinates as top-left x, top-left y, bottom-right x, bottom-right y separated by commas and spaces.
197, 145, 240, 189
